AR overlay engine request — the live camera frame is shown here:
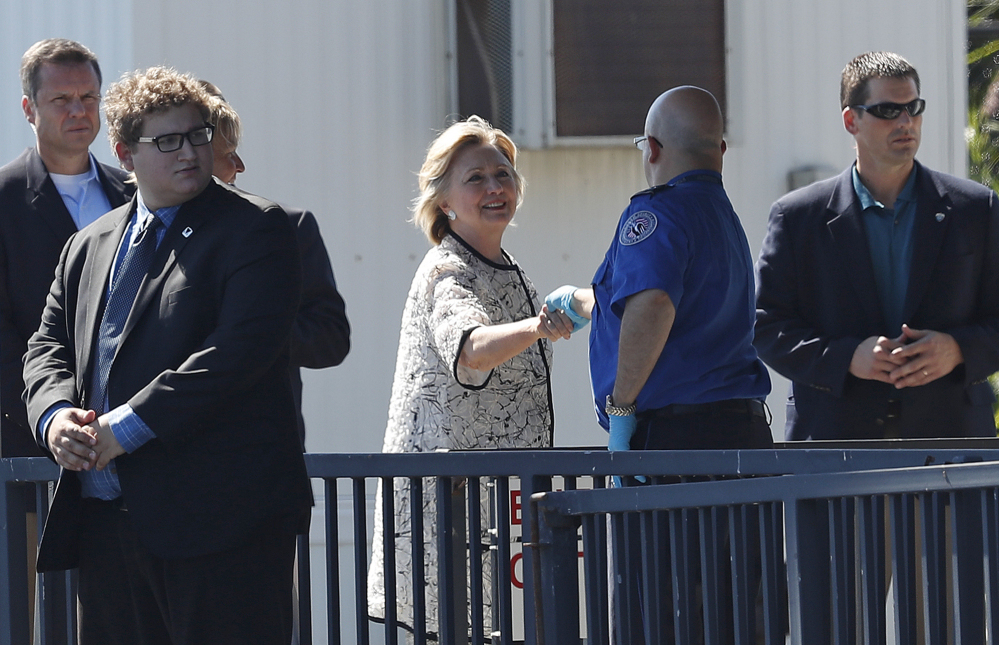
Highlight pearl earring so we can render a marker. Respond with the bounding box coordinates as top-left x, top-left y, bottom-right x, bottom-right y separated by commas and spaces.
447, 210, 457, 221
